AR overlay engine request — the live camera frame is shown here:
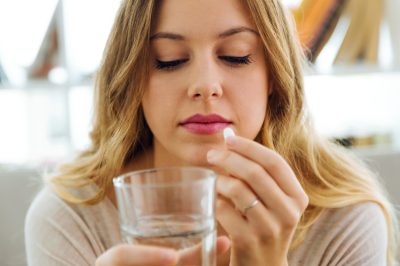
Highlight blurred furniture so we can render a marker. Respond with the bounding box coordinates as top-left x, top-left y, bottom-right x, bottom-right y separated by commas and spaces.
0, 165, 42, 266
293, 0, 385, 64
357, 149, 400, 207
